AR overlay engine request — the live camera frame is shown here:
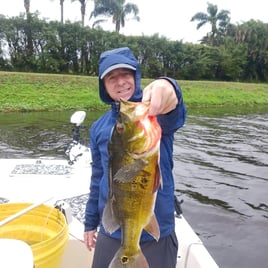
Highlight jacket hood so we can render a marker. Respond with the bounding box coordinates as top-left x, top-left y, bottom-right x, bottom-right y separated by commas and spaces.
98, 47, 142, 105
